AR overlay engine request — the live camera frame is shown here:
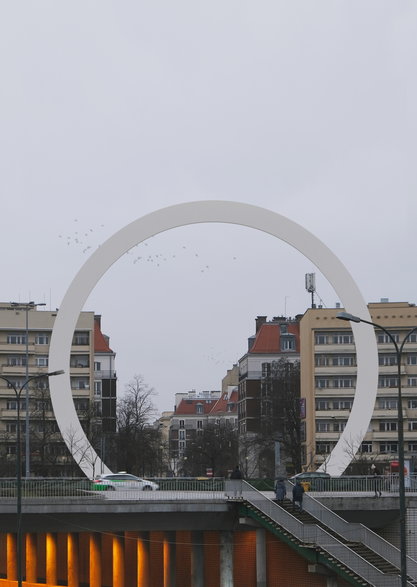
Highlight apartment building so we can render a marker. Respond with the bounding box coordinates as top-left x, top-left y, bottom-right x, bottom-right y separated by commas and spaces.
0, 303, 116, 476
238, 315, 301, 477
300, 301, 417, 473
